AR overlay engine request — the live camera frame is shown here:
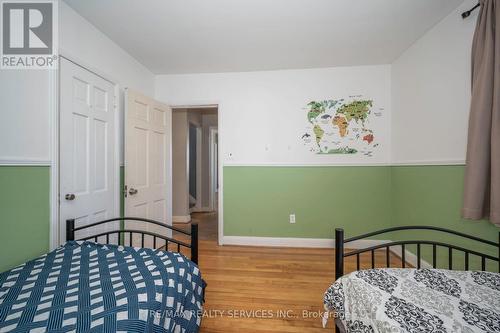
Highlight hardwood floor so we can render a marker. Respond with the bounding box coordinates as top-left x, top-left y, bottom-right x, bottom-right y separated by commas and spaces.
172, 213, 403, 333
196, 241, 335, 332
191, 212, 218, 241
